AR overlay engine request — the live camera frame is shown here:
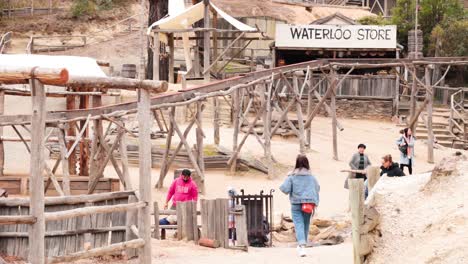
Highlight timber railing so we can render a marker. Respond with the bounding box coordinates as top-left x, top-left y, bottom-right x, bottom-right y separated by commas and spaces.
0, 32, 12, 54
0, 191, 147, 262
449, 88, 467, 135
